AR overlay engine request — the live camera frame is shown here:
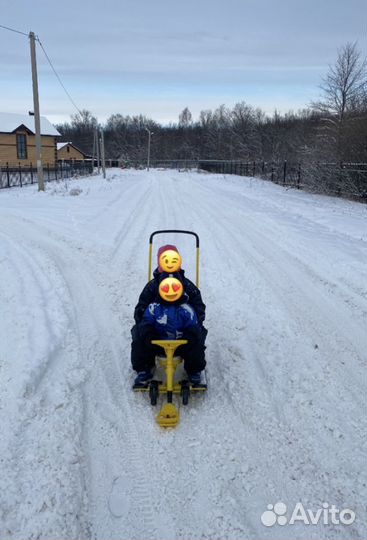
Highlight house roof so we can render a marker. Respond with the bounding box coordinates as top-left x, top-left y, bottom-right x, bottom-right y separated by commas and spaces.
57, 141, 90, 157
57, 142, 72, 150
0, 112, 60, 136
